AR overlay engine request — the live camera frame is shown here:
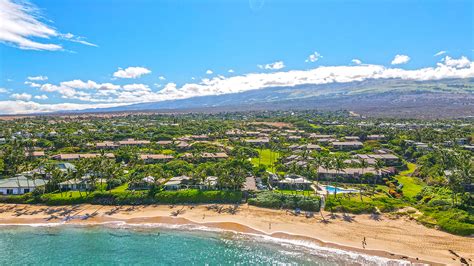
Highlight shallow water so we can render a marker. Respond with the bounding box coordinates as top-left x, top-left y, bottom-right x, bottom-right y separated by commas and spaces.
0, 224, 408, 265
